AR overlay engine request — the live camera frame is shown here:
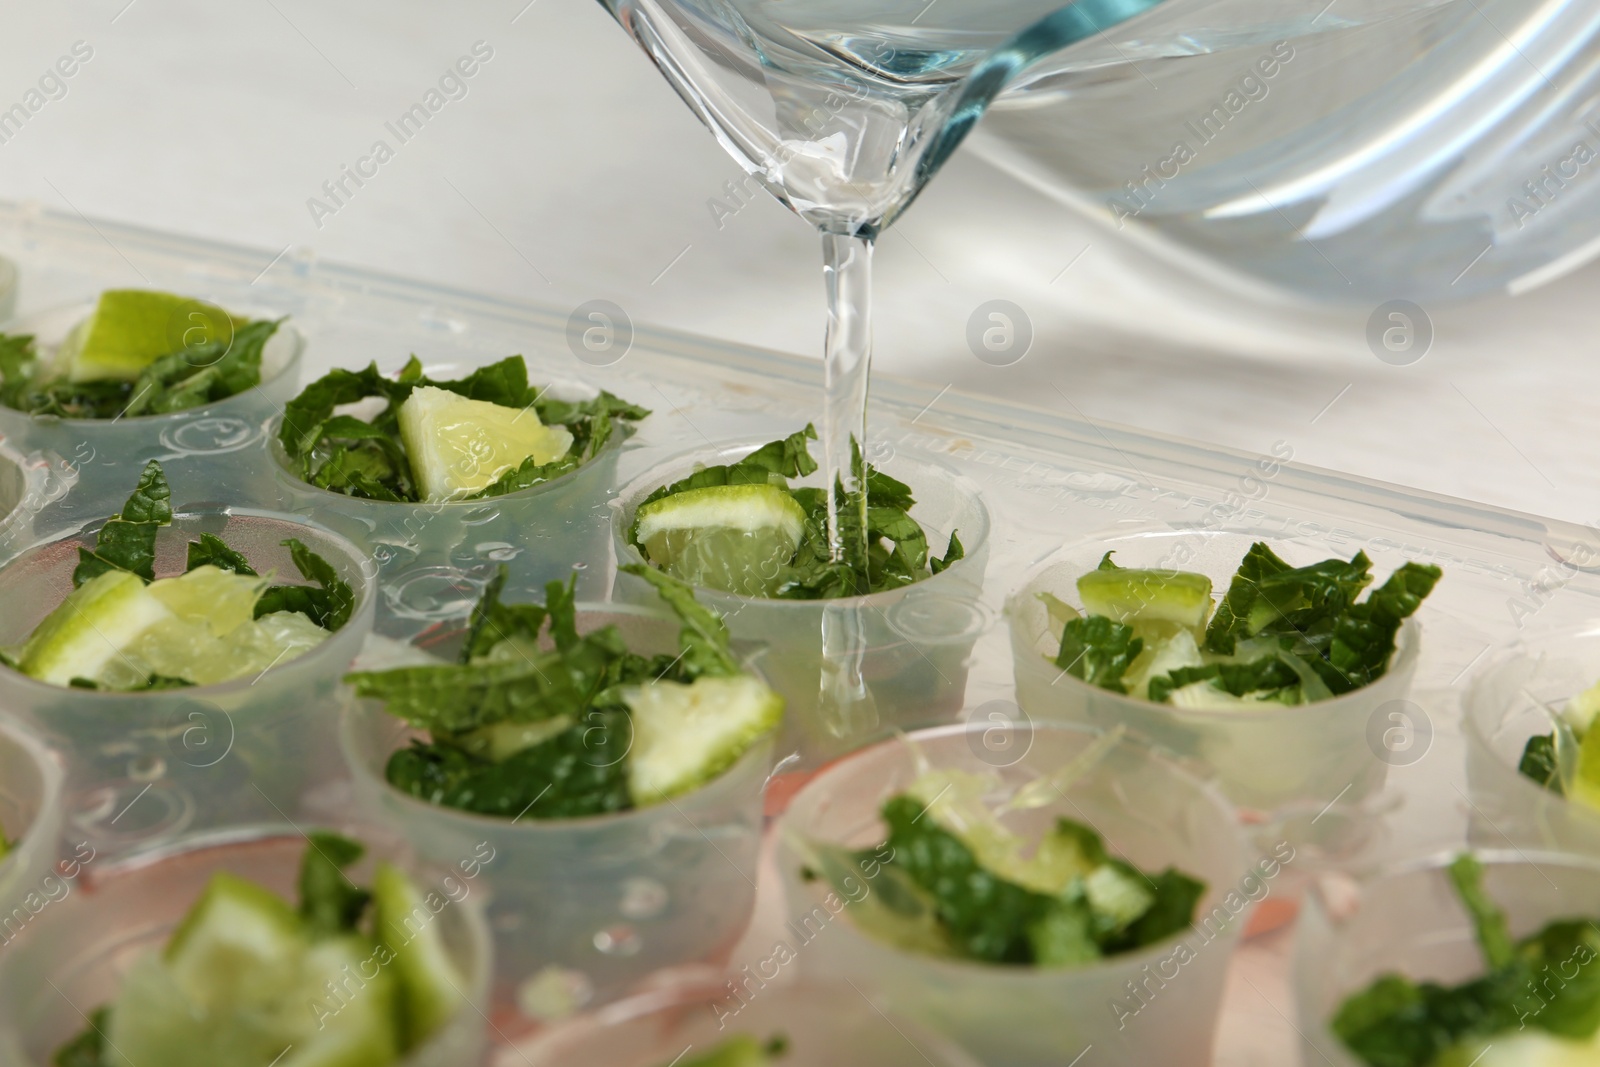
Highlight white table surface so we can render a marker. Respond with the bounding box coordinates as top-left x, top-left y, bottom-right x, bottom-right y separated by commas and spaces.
0, 0, 1592, 529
